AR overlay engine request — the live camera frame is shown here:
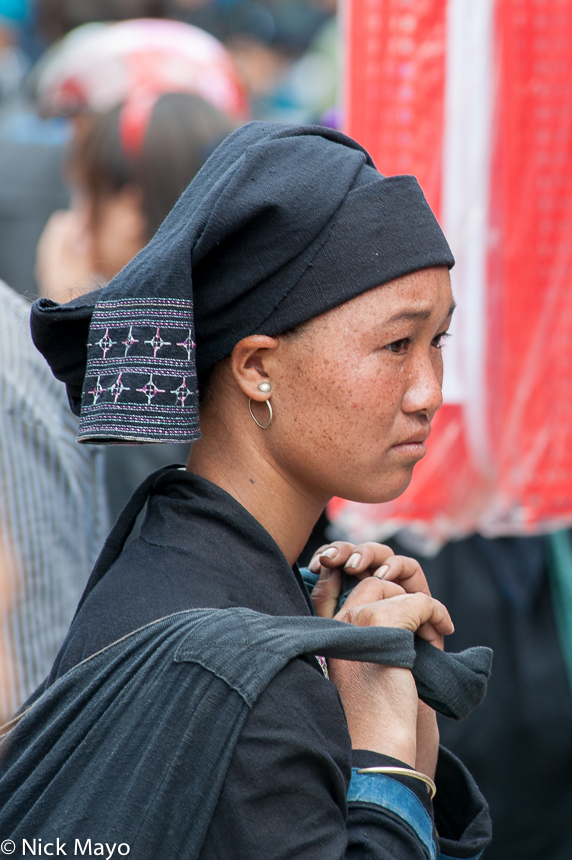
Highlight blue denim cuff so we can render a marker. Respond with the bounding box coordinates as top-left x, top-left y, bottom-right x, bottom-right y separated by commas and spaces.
347, 769, 437, 860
